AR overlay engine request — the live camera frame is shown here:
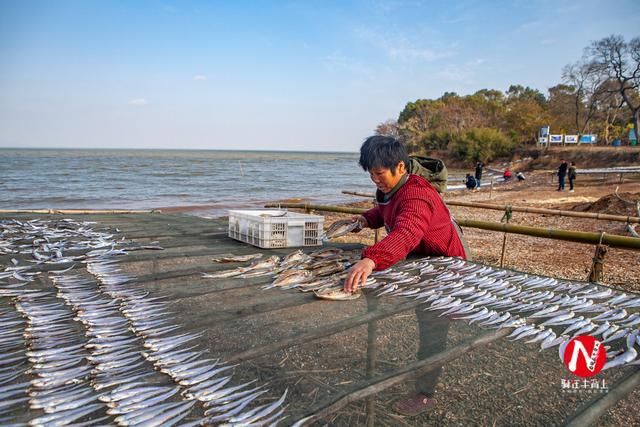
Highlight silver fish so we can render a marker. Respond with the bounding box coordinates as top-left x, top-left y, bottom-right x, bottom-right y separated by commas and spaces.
212, 253, 263, 263
324, 219, 359, 239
